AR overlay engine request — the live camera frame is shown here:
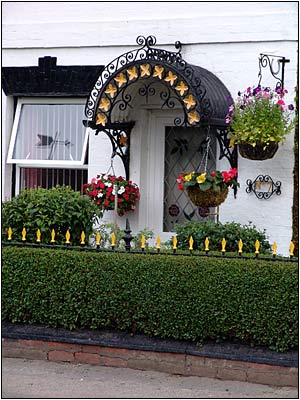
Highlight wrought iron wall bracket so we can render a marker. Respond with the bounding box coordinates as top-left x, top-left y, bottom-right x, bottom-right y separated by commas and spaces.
84, 120, 134, 180
258, 54, 290, 89
246, 175, 282, 200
